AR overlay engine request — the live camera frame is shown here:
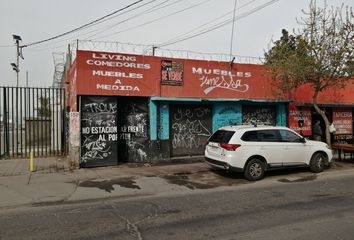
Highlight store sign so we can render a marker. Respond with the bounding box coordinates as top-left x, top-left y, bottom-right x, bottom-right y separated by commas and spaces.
192, 67, 250, 95
72, 50, 286, 100
161, 60, 184, 85
288, 106, 312, 136
333, 108, 353, 134
76, 50, 158, 96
